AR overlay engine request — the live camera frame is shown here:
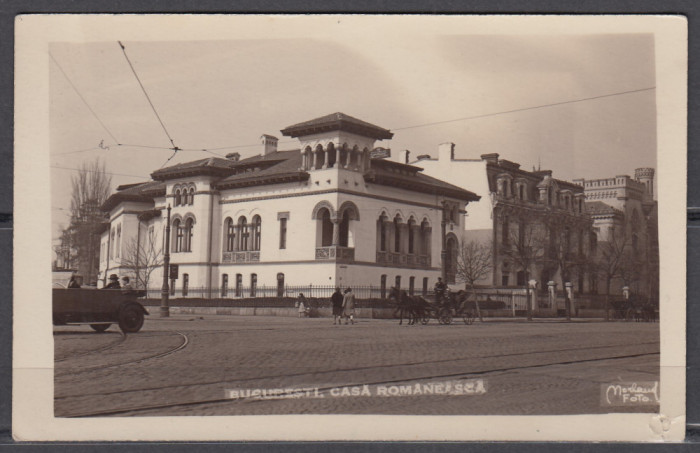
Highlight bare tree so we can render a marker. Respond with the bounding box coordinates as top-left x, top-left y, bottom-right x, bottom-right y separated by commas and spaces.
596, 224, 629, 321
502, 218, 545, 321
64, 159, 112, 284
455, 240, 492, 322
120, 232, 163, 293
